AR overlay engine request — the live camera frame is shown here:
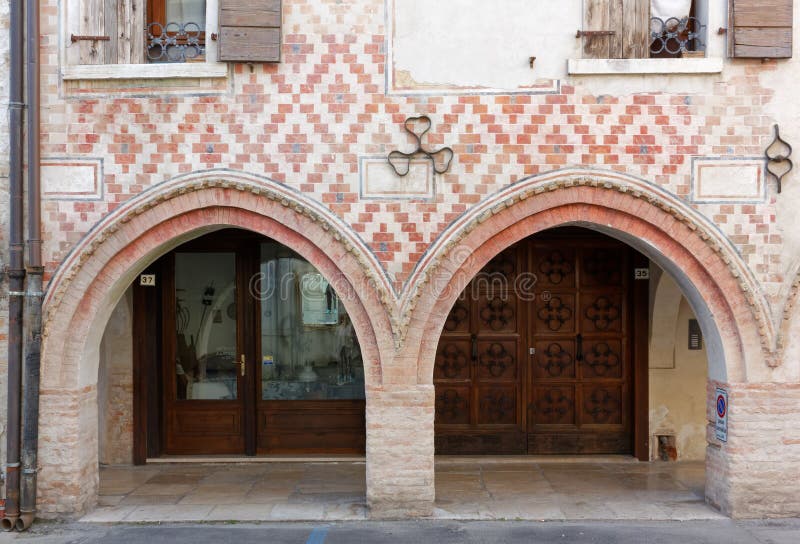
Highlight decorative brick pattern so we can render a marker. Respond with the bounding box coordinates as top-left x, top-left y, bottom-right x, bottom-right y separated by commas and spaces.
3, 0, 799, 522
35, 1, 788, 298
